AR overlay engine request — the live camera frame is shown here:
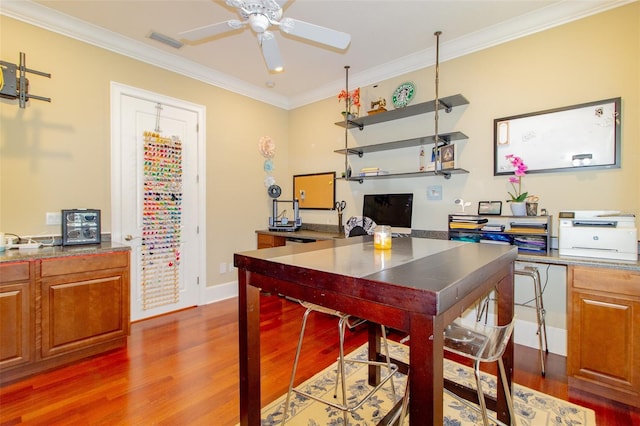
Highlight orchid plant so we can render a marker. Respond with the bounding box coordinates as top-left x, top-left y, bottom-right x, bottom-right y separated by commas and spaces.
338, 87, 360, 115
506, 154, 529, 202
